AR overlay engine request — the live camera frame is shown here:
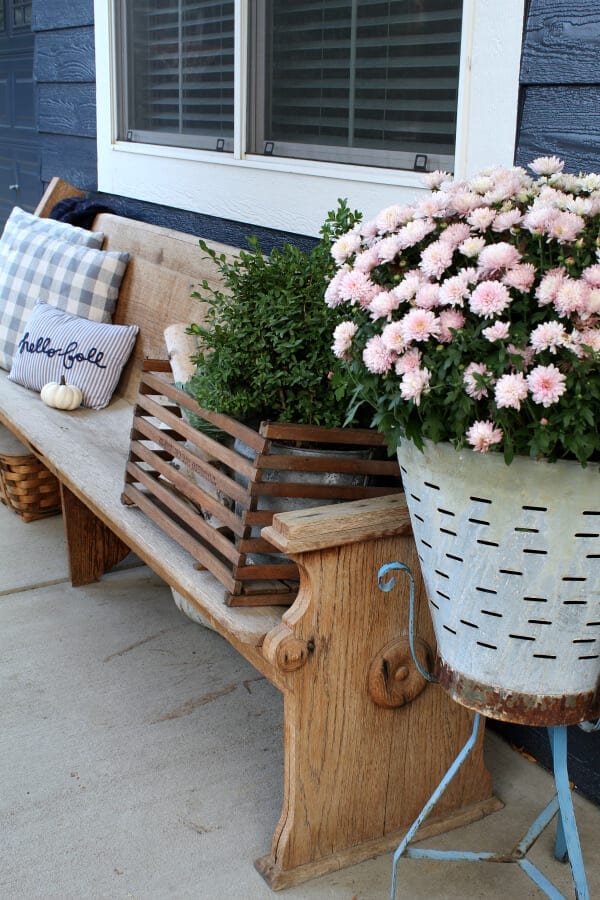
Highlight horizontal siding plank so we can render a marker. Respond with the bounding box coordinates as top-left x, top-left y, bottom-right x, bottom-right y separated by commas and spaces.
32, 0, 94, 32
521, 1, 600, 84
40, 134, 98, 191
34, 28, 95, 83
516, 85, 600, 173
38, 83, 96, 137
